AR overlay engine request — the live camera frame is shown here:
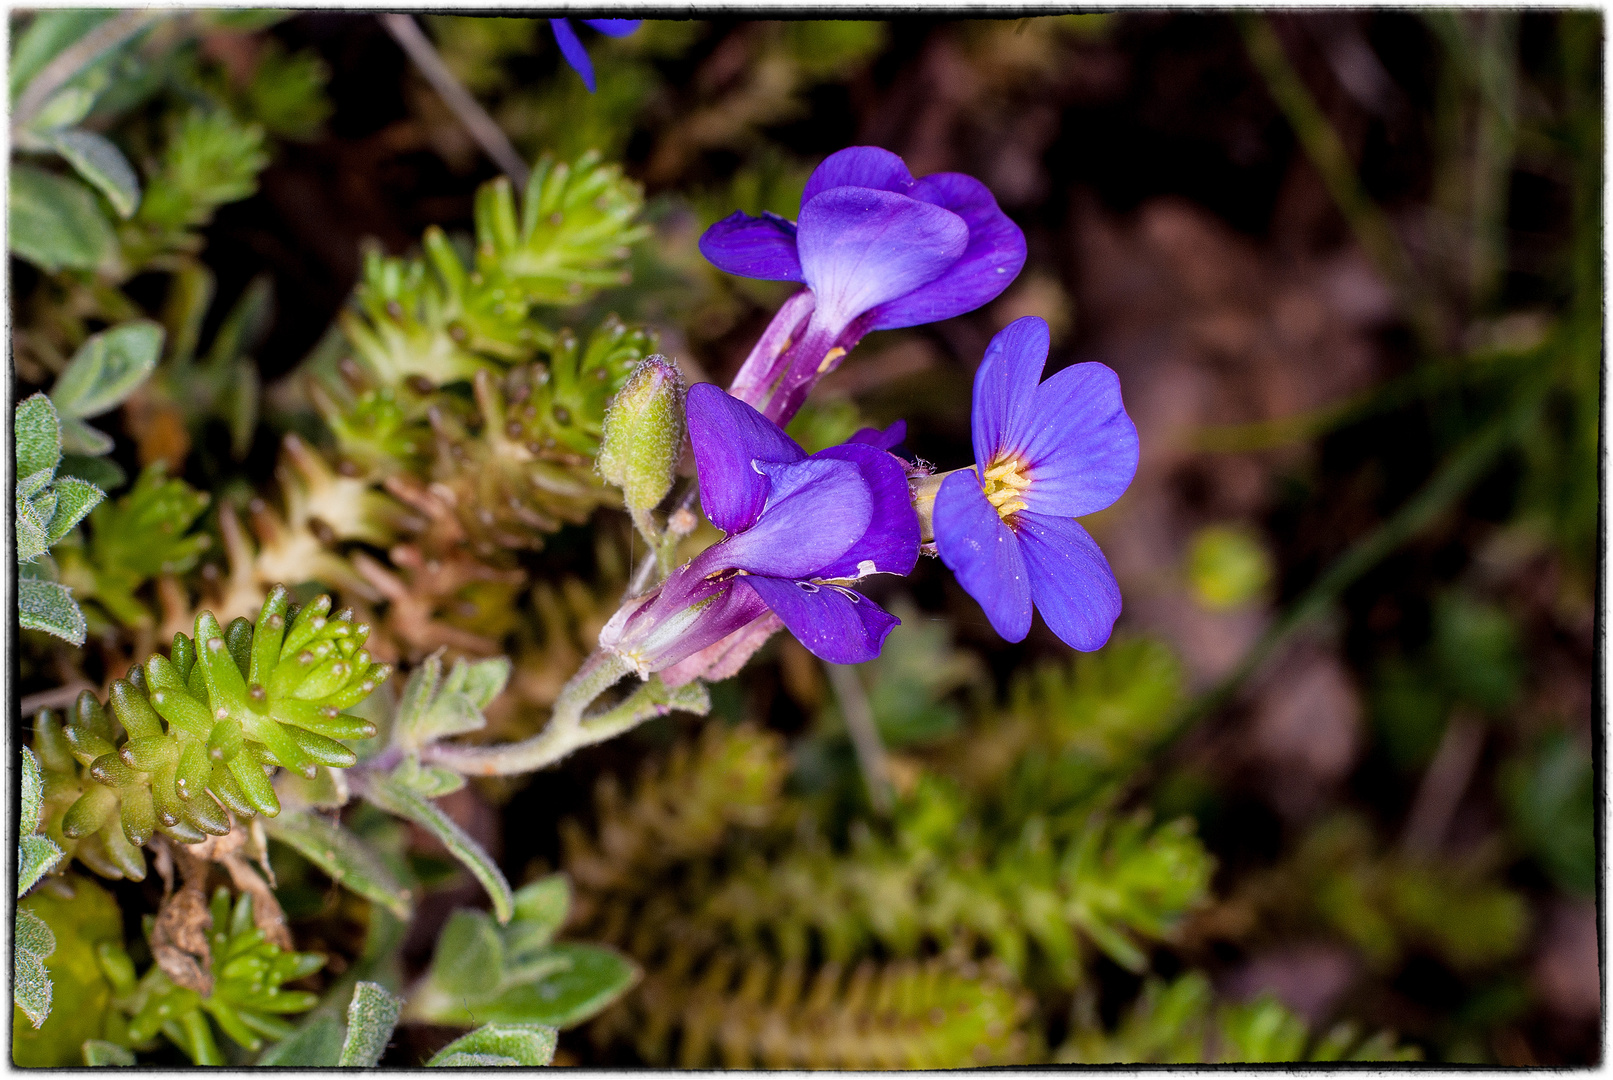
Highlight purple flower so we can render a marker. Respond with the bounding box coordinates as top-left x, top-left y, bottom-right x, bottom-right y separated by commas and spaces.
933, 317, 1138, 651
700, 146, 1025, 426
549, 18, 640, 92
600, 384, 919, 673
